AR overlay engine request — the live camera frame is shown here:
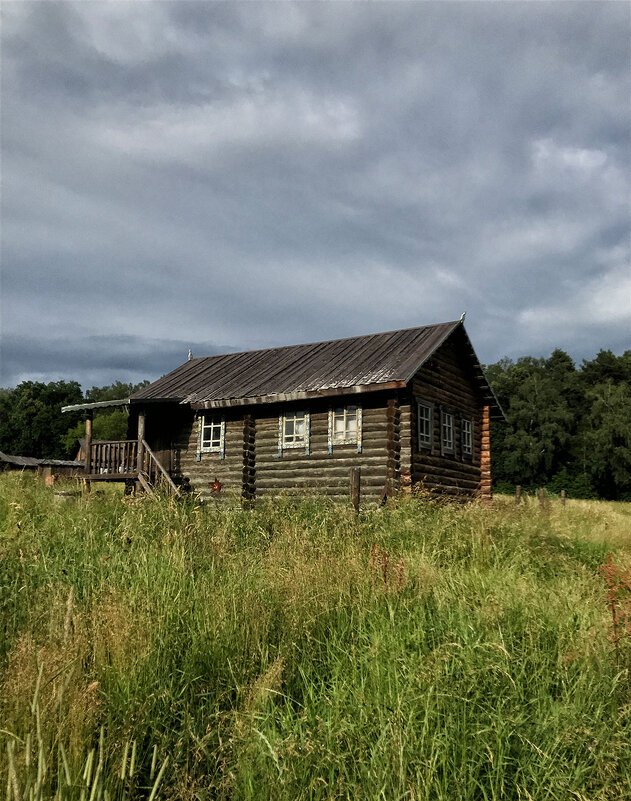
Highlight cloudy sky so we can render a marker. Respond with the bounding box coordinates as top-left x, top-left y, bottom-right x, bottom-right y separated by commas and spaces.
1, 1, 629, 389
